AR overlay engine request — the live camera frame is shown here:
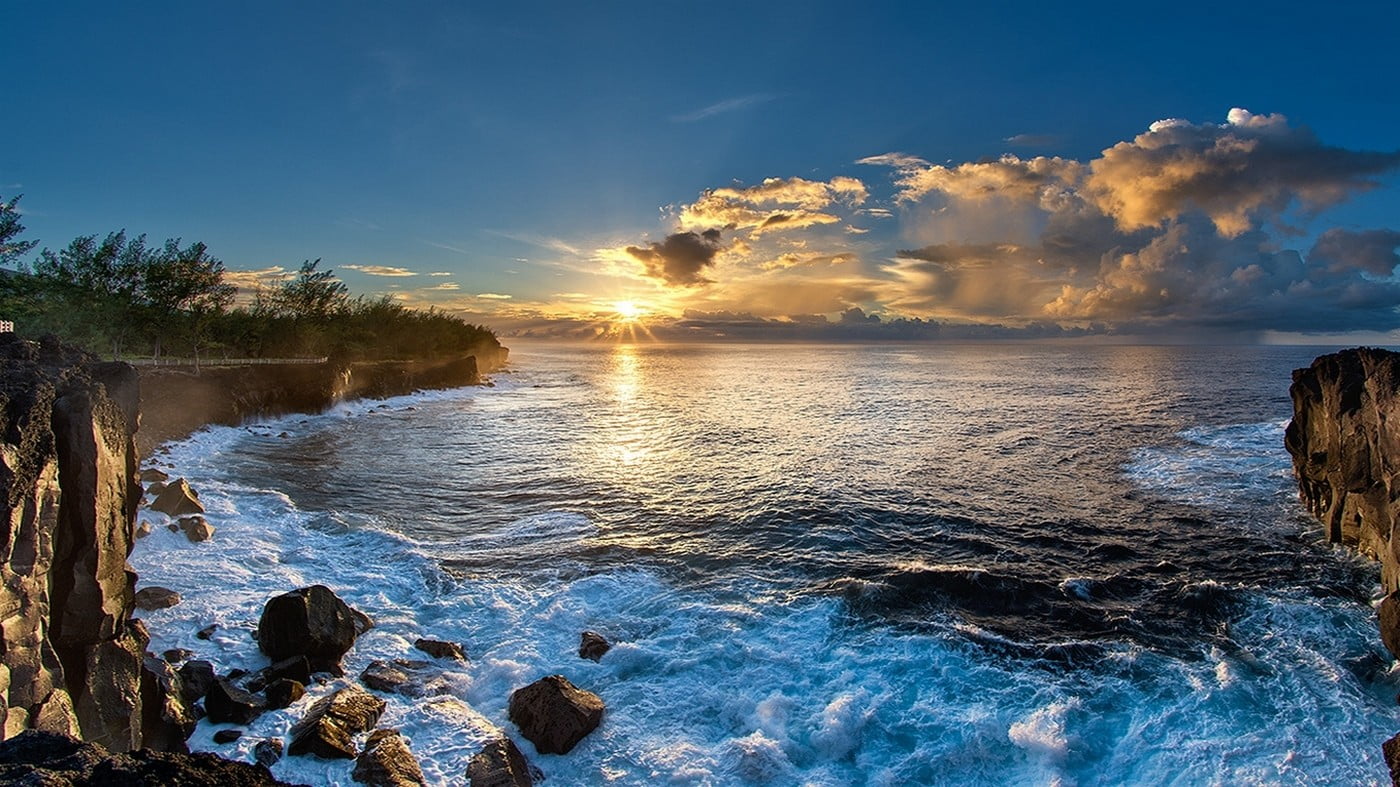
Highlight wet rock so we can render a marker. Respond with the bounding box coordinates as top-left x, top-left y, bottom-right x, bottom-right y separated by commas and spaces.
214, 729, 244, 744
163, 648, 194, 664
134, 586, 183, 611
507, 675, 605, 755
140, 656, 197, 752
1385, 732, 1400, 787
254, 737, 284, 767
578, 631, 610, 662
288, 686, 386, 760
467, 736, 535, 787
257, 585, 363, 673
1381, 592, 1400, 660
265, 679, 306, 710
247, 655, 312, 692
136, 521, 153, 538
0, 730, 291, 786
205, 679, 267, 725
178, 660, 217, 704
140, 468, 170, 483
150, 478, 206, 516
196, 624, 219, 640
352, 728, 426, 786
146, 480, 168, 497
179, 515, 216, 542
361, 661, 414, 695
414, 638, 466, 662
351, 608, 375, 636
